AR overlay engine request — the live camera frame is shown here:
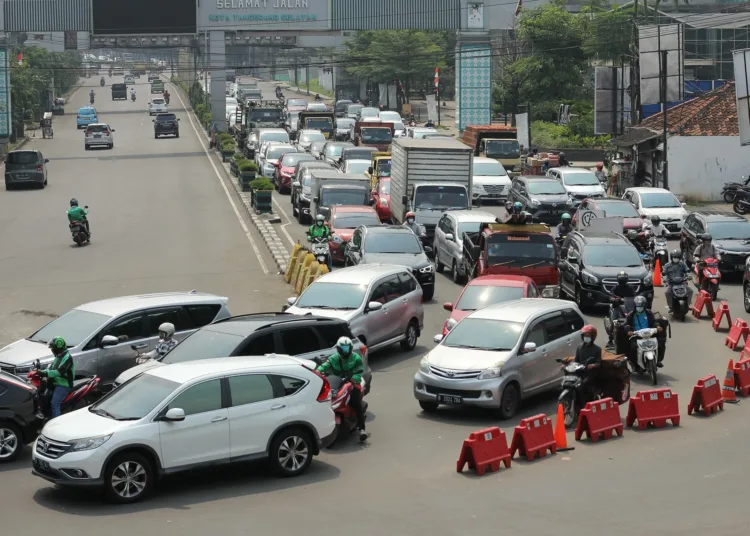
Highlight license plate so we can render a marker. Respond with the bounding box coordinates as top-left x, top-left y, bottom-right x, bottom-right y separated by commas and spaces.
488, 194, 502, 198
437, 394, 462, 405
18, 174, 29, 179
94, 134, 101, 138
33, 457, 50, 471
